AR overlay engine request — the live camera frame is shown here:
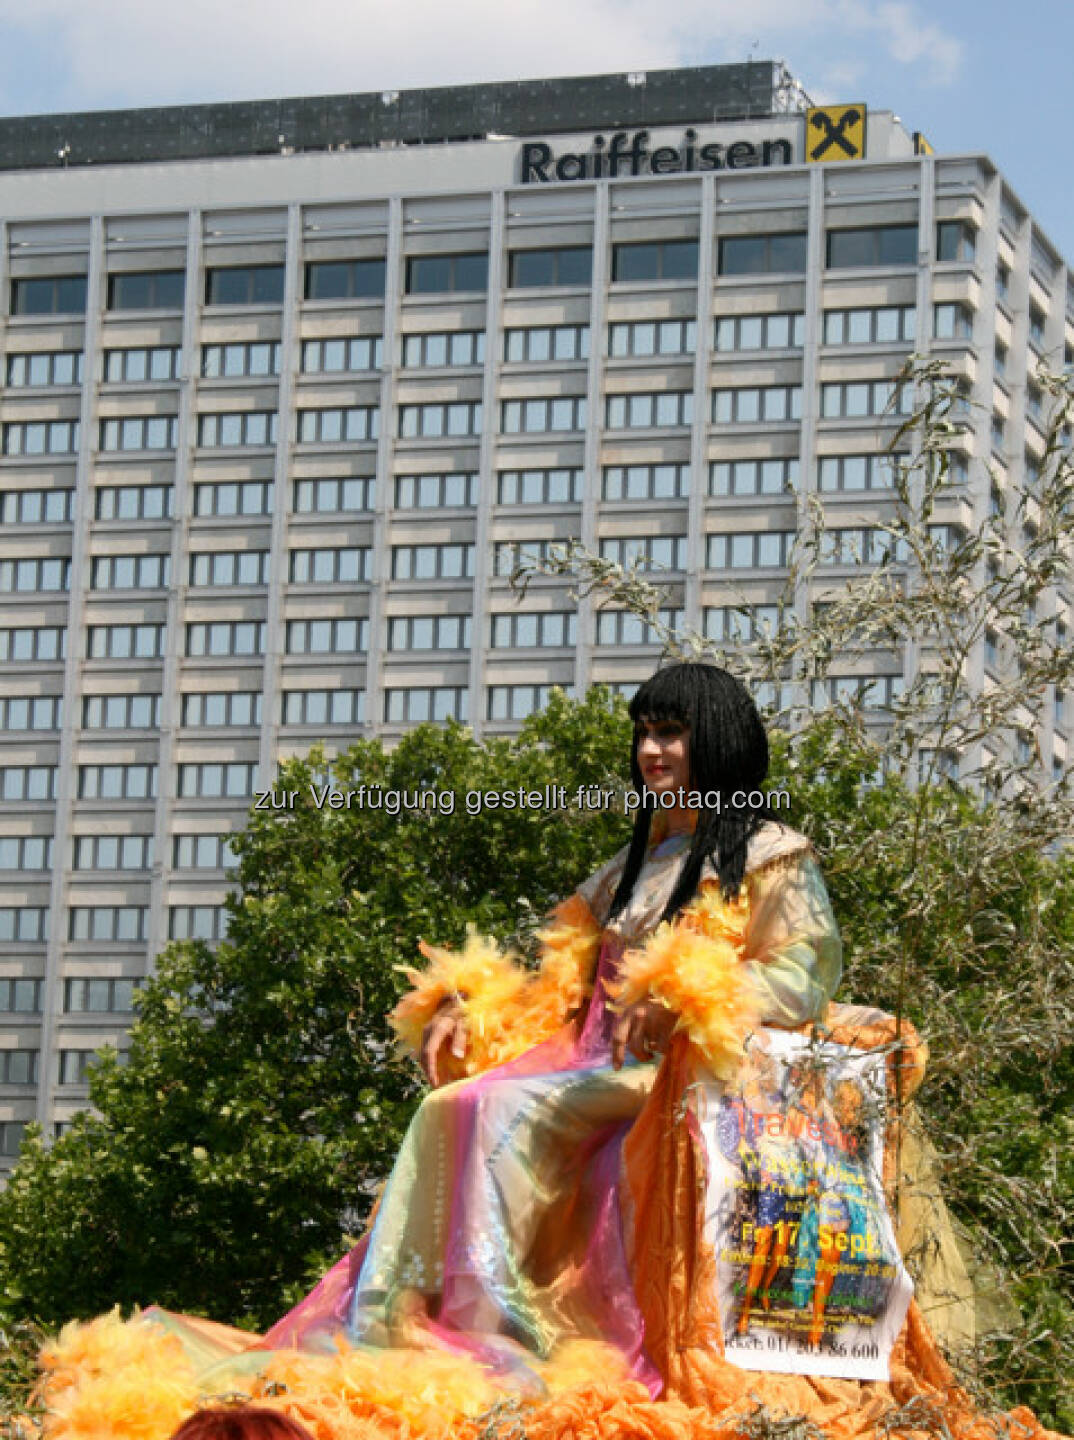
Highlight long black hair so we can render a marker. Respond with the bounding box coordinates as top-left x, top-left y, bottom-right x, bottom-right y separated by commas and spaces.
607, 662, 769, 922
